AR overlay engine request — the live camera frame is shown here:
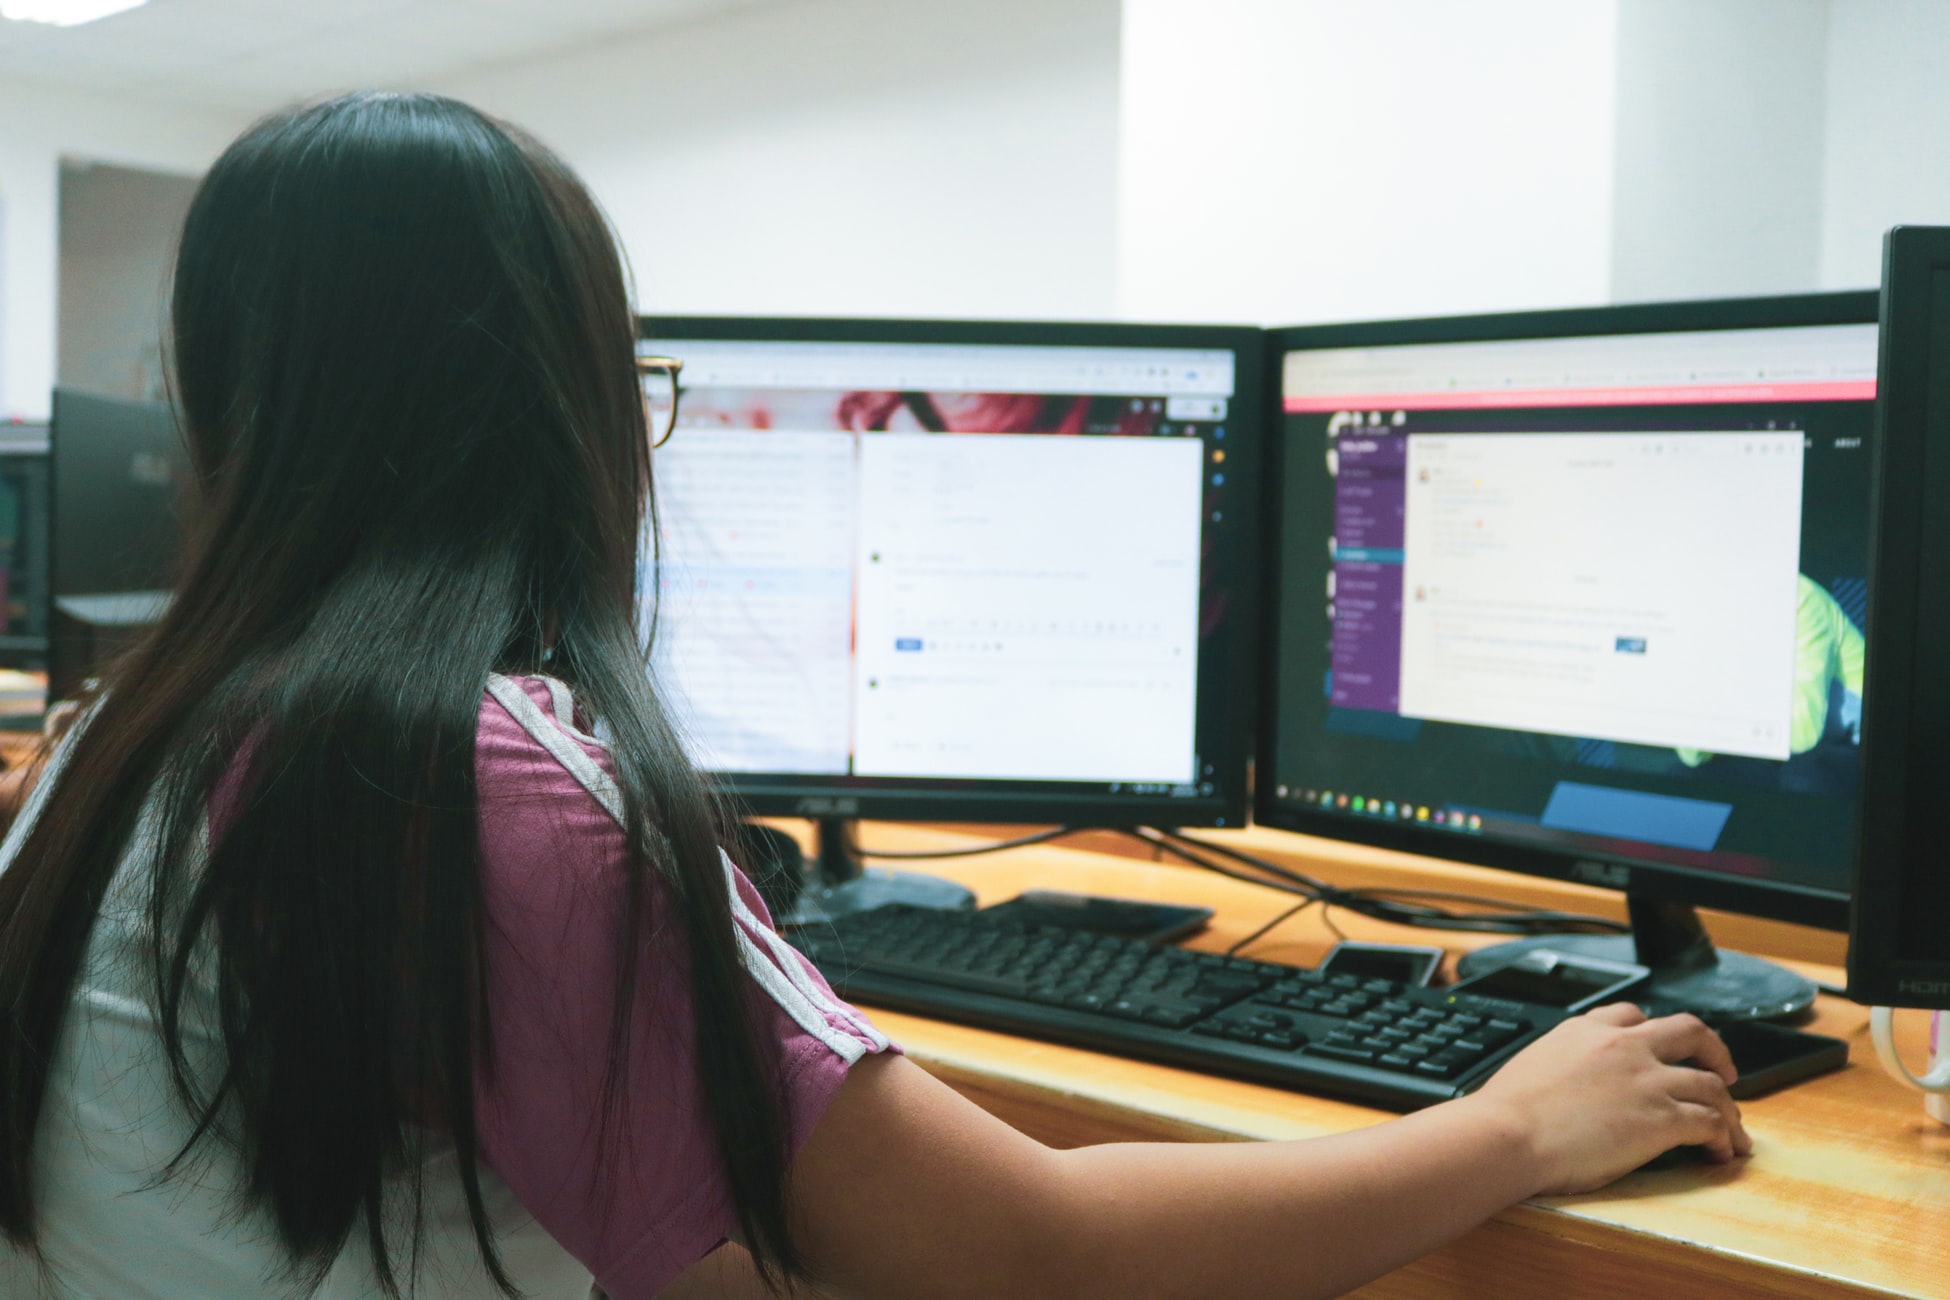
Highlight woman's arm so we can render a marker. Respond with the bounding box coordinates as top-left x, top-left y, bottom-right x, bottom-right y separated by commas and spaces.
782, 1003, 1746, 1300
